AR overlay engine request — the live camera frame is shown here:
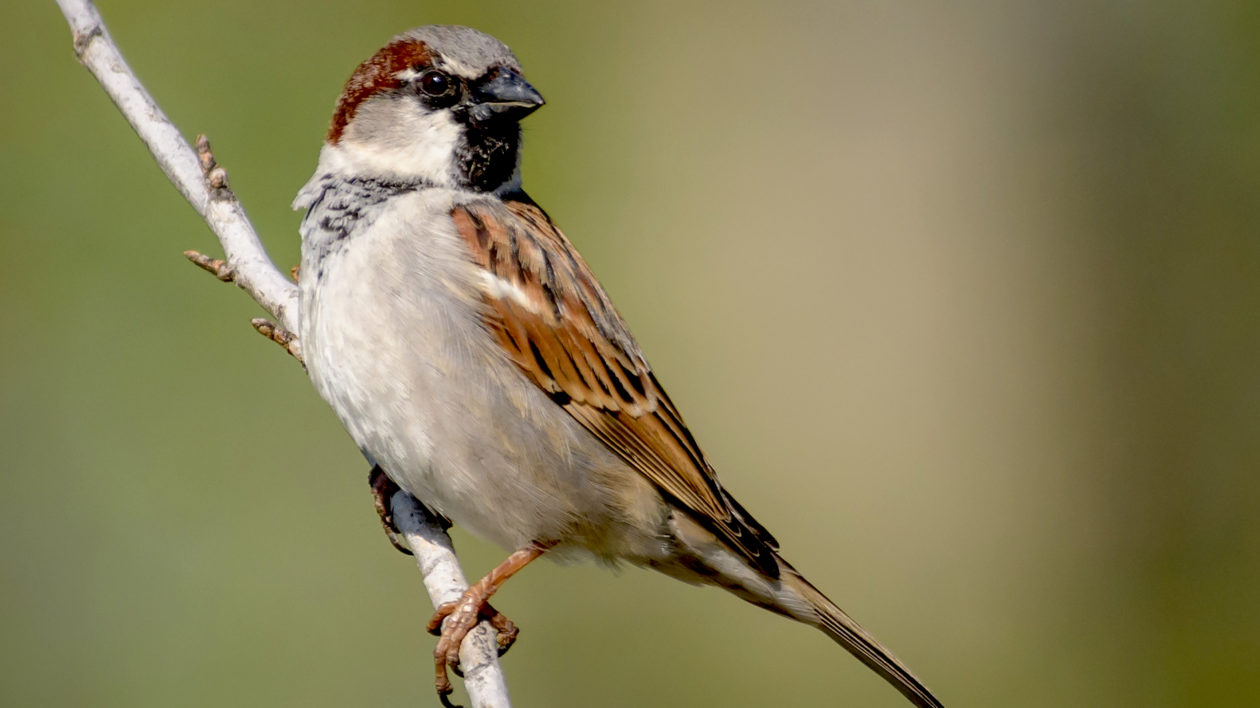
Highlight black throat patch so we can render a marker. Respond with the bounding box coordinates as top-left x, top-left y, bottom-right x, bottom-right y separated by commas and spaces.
454, 121, 521, 192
